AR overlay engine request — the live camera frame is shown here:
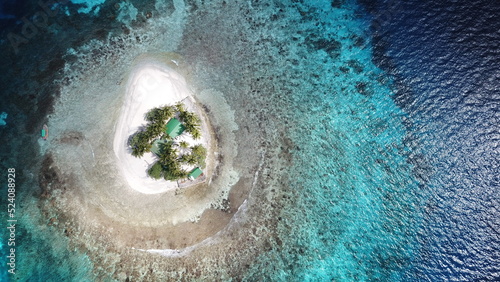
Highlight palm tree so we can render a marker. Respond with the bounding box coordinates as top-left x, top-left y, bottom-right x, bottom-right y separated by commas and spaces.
179, 141, 189, 149
162, 157, 186, 180
158, 142, 175, 160
159, 106, 174, 121
147, 162, 163, 179
144, 125, 157, 141
130, 103, 207, 180
175, 102, 185, 114
144, 106, 174, 132
176, 140, 188, 156
178, 110, 201, 139
179, 111, 200, 127
190, 144, 207, 167
145, 107, 159, 122
177, 169, 188, 179
129, 131, 153, 157
190, 129, 201, 140
179, 154, 197, 165
191, 144, 206, 156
